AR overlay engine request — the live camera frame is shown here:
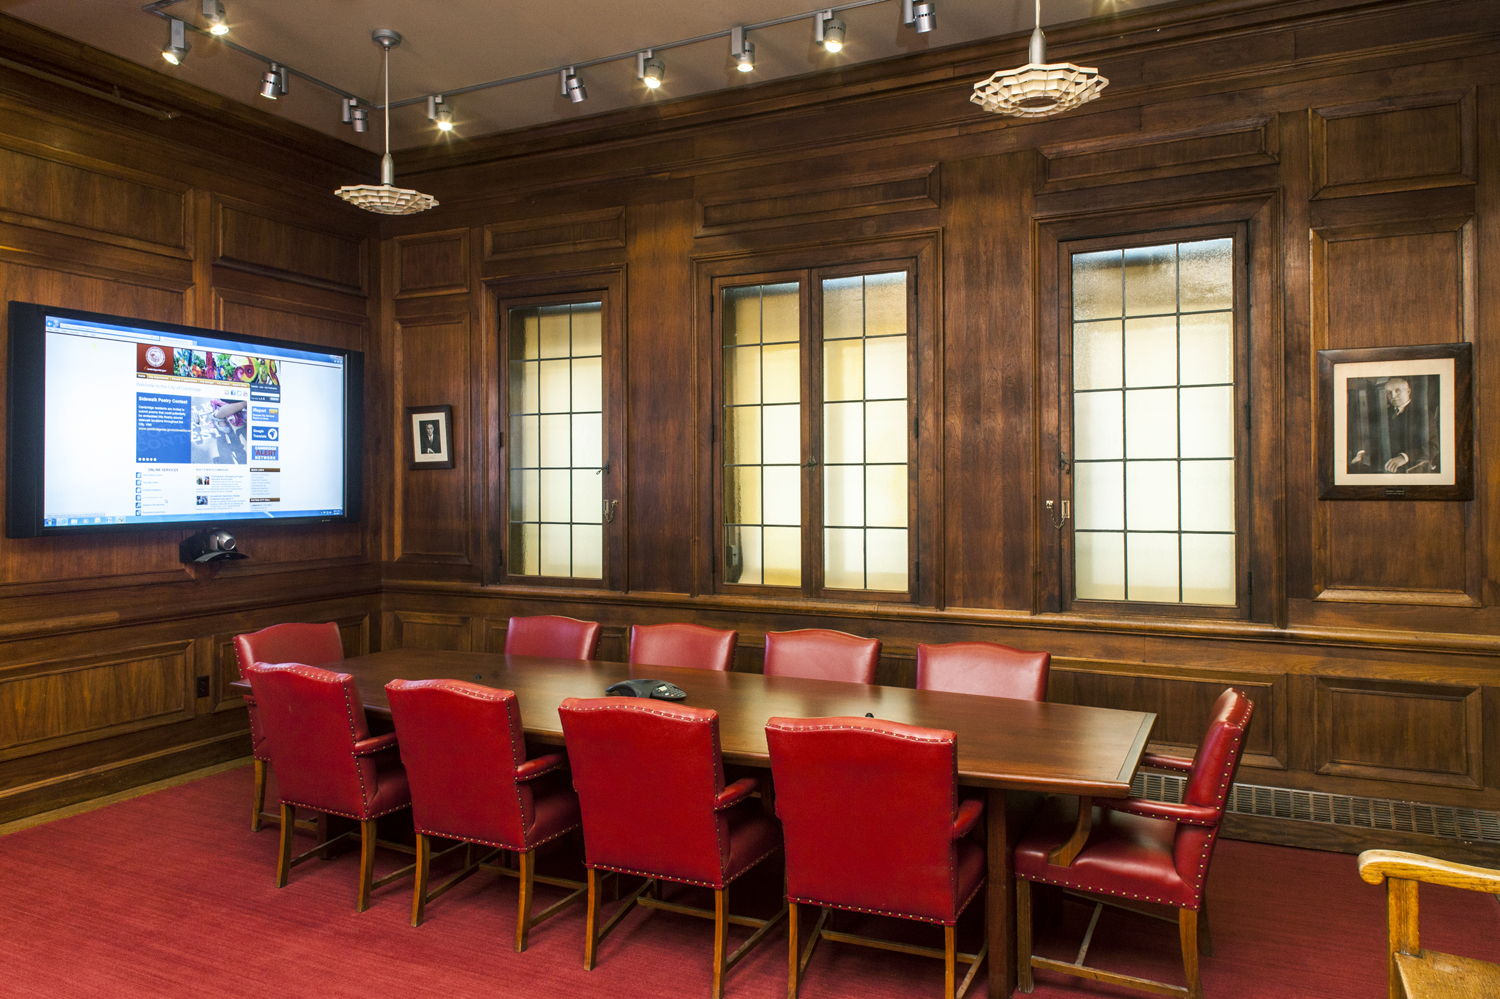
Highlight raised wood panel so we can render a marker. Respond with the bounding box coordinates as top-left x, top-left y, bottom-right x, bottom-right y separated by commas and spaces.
0, 142, 187, 253
395, 230, 469, 298
484, 208, 624, 260
1312, 92, 1475, 199
395, 316, 471, 562
1040, 120, 1276, 191
391, 612, 472, 652
212, 614, 371, 712
695, 166, 938, 237
216, 202, 366, 295
215, 291, 367, 352
0, 643, 193, 761
1314, 677, 1482, 788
